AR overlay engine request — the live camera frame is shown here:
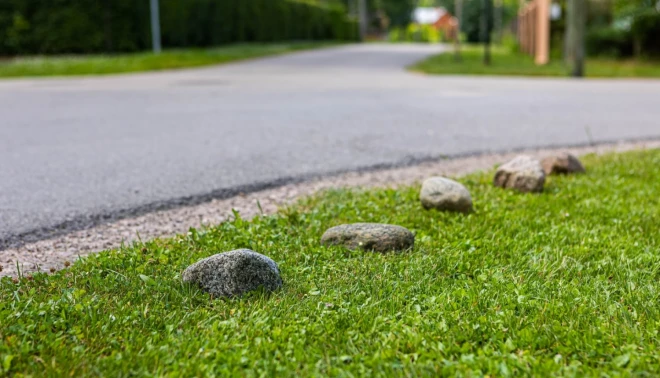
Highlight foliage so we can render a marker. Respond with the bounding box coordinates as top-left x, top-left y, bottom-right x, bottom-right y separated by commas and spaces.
3, 150, 660, 375
412, 44, 660, 77
376, 0, 415, 27
0, 43, 334, 78
0, 0, 358, 55
586, 27, 633, 58
631, 9, 660, 57
462, 0, 494, 43
613, 0, 659, 18
388, 24, 442, 43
